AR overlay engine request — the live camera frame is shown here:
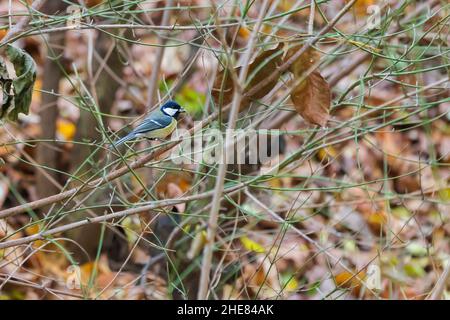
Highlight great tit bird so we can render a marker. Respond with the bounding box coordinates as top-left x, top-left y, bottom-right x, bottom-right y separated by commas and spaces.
112, 100, 185, 147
